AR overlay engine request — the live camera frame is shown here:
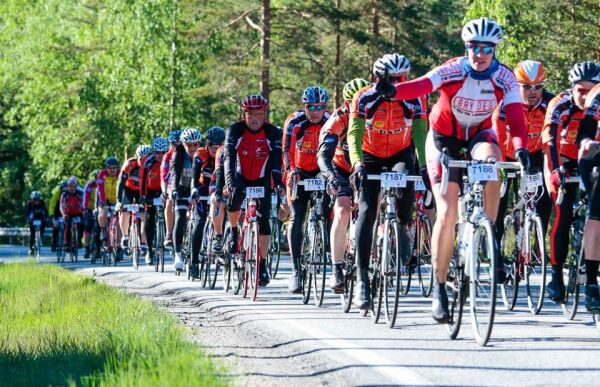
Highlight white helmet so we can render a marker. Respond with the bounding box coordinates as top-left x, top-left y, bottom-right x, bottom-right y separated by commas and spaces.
373, 53, 410, 78
461, 17, 503, 45
135, 144, 152, 158
180, 128, 202, 144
